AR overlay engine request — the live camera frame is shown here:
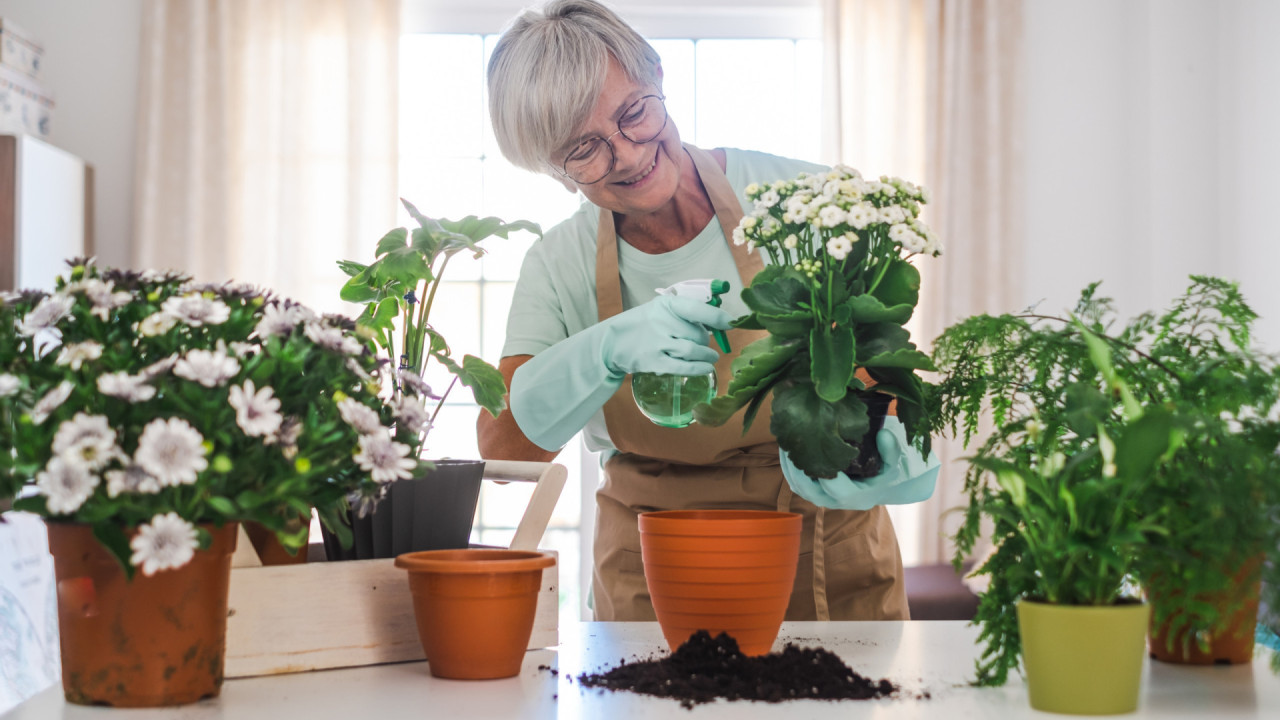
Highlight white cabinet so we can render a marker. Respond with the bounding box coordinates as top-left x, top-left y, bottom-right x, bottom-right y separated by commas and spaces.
0, 133, 92, 292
